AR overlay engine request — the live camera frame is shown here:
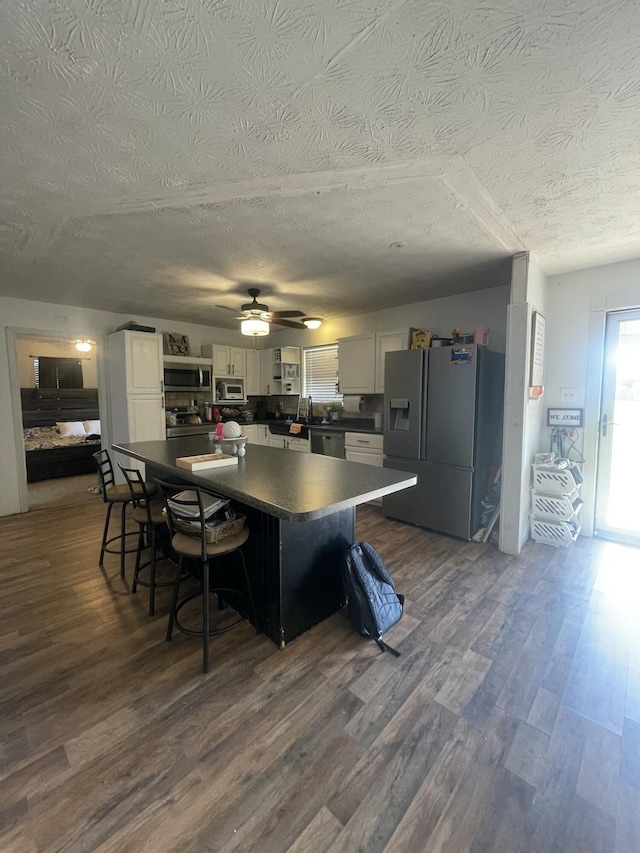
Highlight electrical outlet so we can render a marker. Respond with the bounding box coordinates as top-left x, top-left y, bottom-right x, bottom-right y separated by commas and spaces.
560, 388, 577, 403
